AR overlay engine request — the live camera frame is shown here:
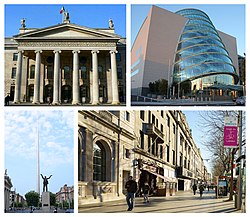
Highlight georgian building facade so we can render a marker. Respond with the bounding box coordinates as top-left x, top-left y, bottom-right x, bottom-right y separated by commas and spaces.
5, 16, 126, 105
4, 170, 13, 212
78, 110, 207, 205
